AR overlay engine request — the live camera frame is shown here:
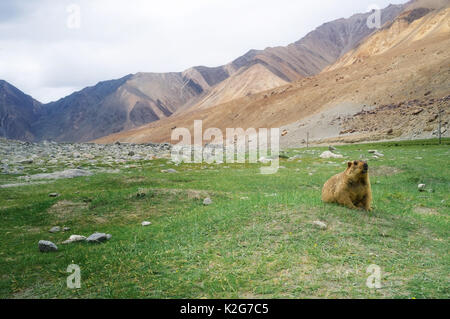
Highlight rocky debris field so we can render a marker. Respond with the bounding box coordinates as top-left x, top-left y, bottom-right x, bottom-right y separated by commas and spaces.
339, 95, 450, 141
0, 139, 172, 187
